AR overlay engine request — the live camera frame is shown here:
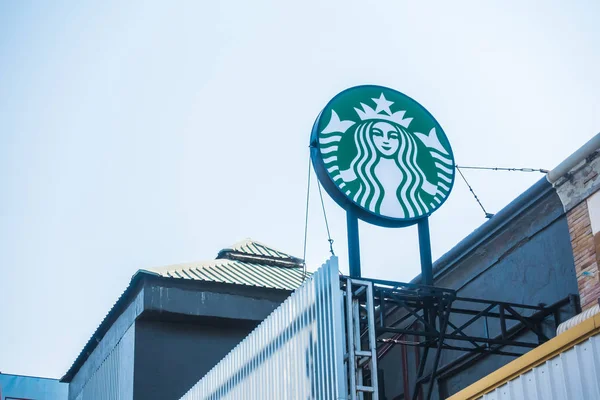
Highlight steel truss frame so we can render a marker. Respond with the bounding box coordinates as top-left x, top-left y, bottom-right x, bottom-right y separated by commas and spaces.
340, 276, 580, 400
